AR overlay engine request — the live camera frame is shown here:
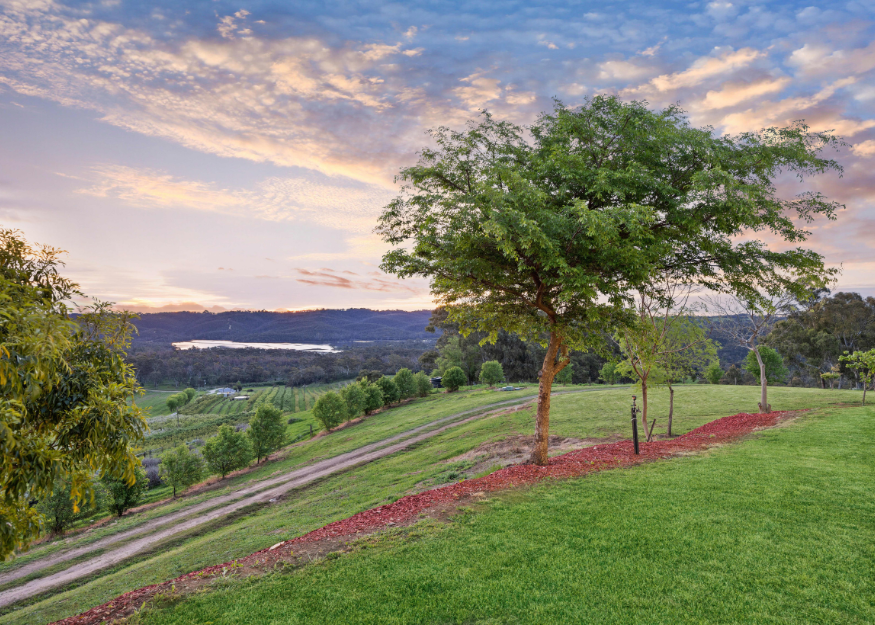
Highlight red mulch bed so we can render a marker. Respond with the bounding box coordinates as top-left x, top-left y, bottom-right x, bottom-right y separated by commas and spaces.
51, 410, 793, 625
